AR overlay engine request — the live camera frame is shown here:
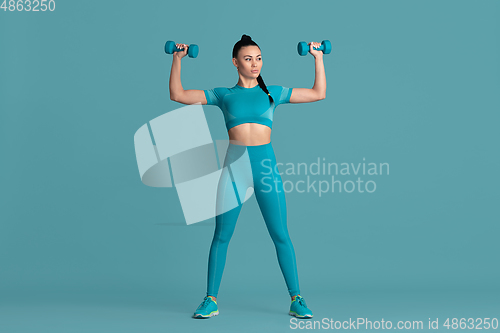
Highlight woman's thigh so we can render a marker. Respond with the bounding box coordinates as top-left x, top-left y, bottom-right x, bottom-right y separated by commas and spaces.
252, 151, 290, 242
